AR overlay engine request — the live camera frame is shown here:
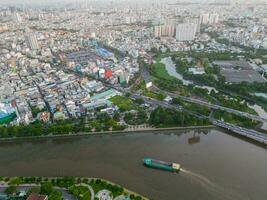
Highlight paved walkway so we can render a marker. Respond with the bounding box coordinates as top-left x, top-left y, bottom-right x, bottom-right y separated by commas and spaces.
0, 184, 77, 200
76, 183, 94, 200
